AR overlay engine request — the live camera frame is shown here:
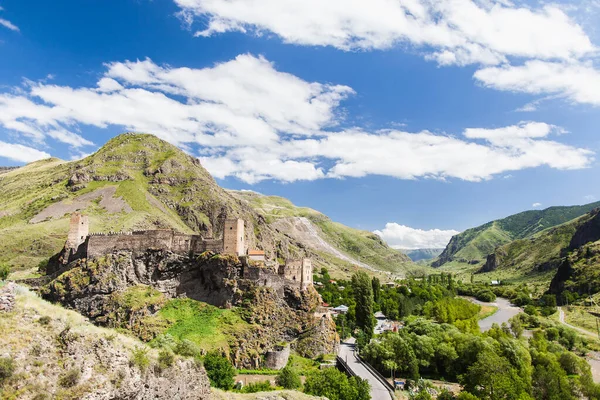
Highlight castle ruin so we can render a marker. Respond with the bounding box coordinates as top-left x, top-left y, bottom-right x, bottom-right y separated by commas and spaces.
63, 213, 313, 290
